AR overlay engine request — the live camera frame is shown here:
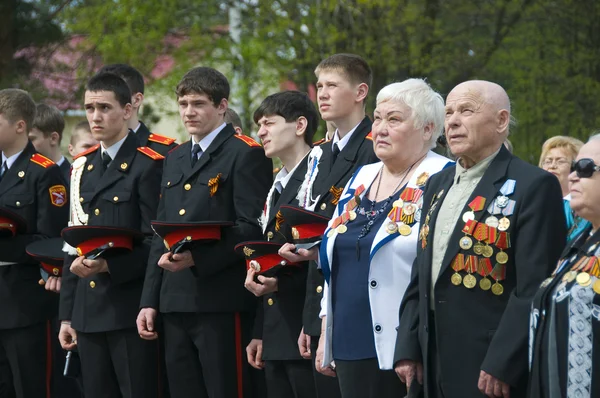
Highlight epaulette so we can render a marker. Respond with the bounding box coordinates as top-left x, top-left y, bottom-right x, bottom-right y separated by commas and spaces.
148, 133, 176, 146
73, 144, 100, 160
30, 153, 56, 168
137, 146, 165, 160
234, 134, 261, 147
365, 132, 373, 141
313, 137, 327, 146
